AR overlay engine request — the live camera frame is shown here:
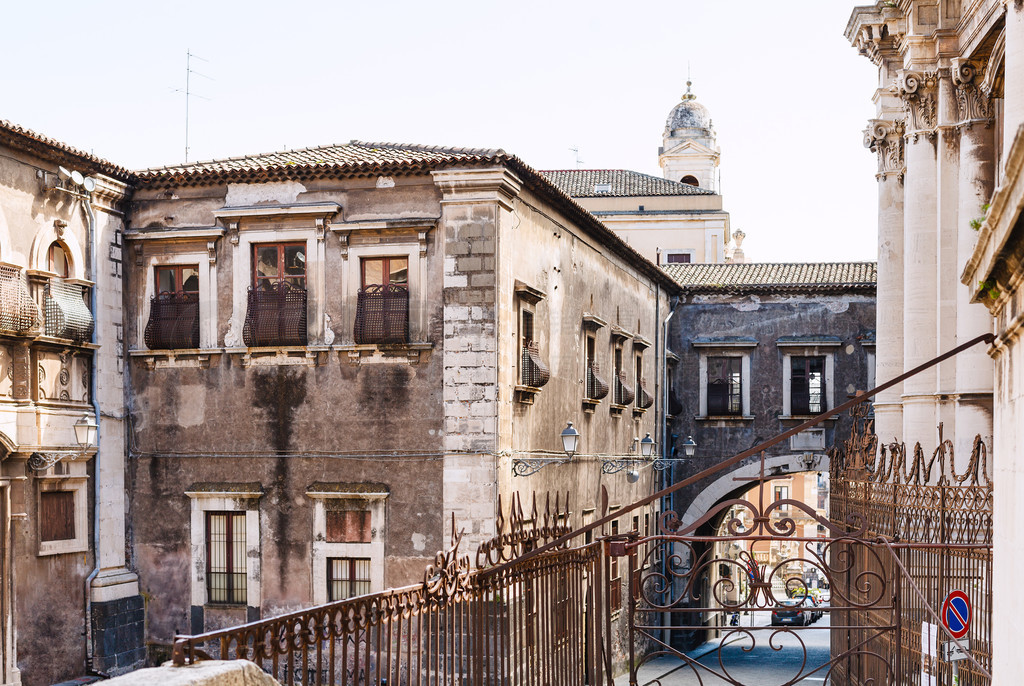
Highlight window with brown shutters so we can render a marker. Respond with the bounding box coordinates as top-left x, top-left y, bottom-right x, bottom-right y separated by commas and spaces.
325, 510, 371, 543
40, 491, 75, 542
